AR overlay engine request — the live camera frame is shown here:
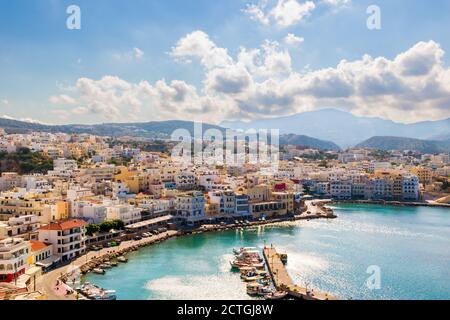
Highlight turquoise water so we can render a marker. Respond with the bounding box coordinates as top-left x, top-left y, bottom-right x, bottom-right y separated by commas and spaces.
84, 205, 450, 300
